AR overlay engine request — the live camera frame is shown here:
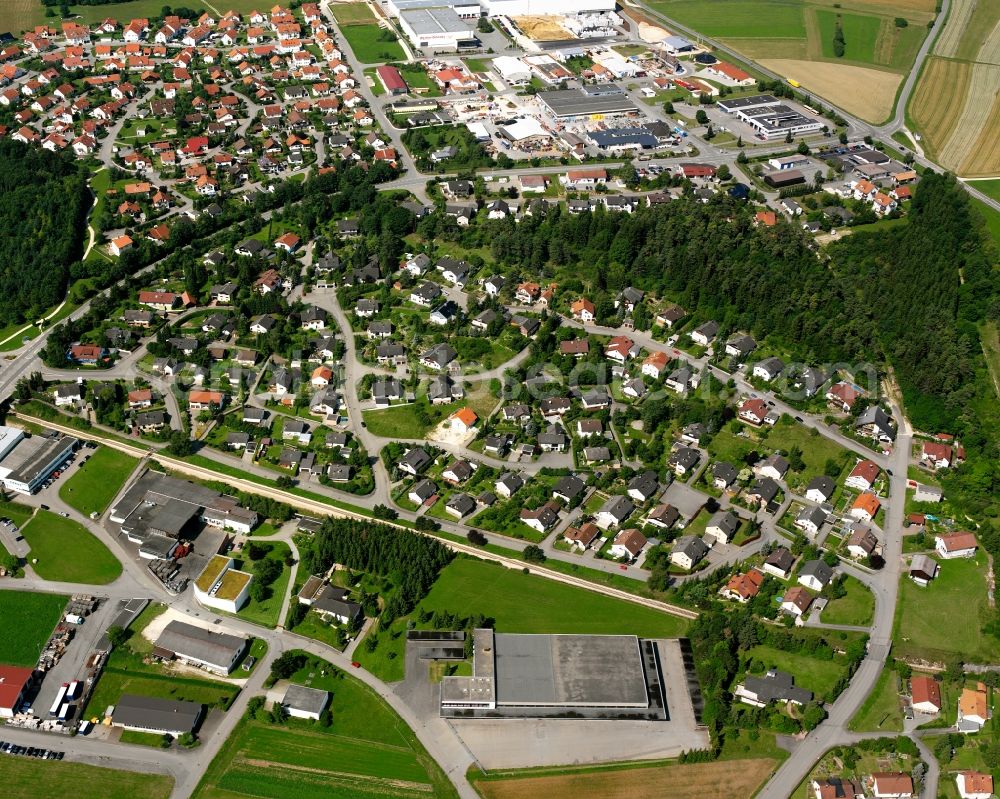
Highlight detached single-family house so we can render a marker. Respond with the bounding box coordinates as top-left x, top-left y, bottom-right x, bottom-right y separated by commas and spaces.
595, 495, 634, 530
797, 559, 833, 591
705, 510, 740, 545
721, 569, 764, 602
850, 492, 880, 524
935, 531, 978, 559
669, 535, 708, 570
910, 675, 942, 714
610, 528, 648, 561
